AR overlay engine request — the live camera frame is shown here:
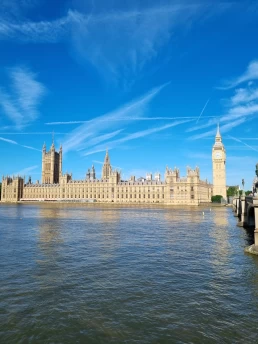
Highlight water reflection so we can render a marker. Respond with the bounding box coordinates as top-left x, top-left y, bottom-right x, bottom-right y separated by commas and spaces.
1, 204, 258, 343
209, 209, 232, 279
37, 207, 62, 244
